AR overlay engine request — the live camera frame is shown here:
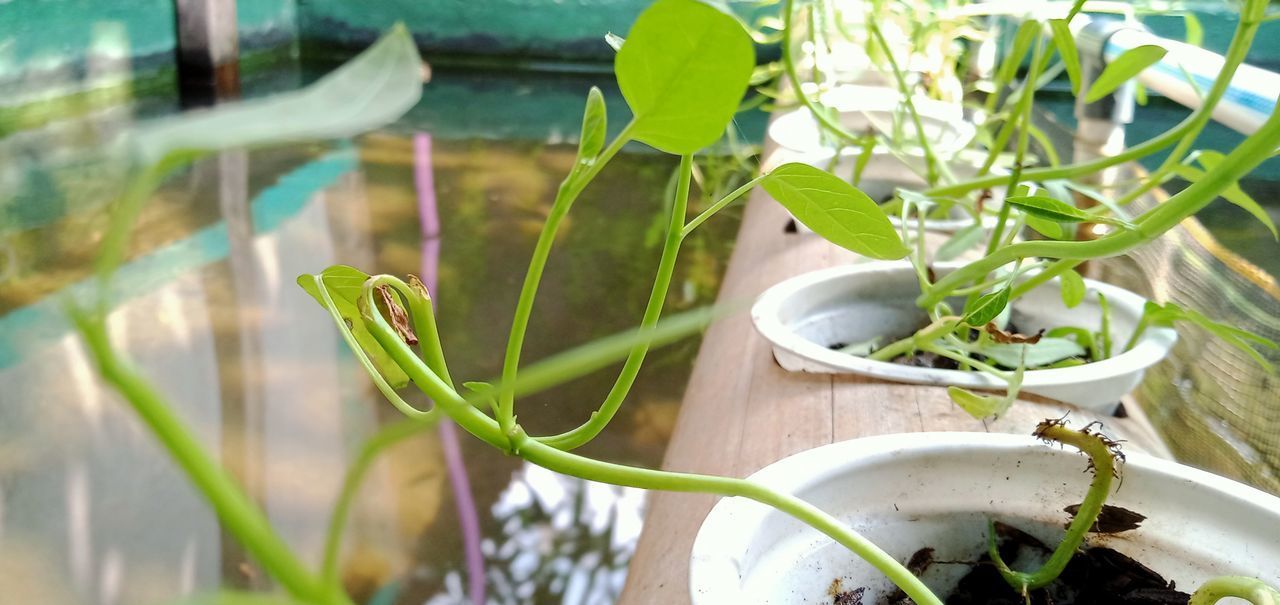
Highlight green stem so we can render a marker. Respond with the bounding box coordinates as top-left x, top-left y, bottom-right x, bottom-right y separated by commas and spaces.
926, 0, 1265, 203
538, 154, 693, 451
866, 20, 940, 185
94, 151, 203, 286
355, 286, 946, 605
69, 308, 347, 605
781, 0, 865, 145
496, 123, 635, 441
990, 421, 1117, 591
987, 33, 1046, 257
320, 417, 438, 588
1121, 313, 1151, 353
1189, 577, 1280, 605
313, 275, 433, 419
681, 173, 765, 239
867, 317, 962, 361
920, 101, 1280, 308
